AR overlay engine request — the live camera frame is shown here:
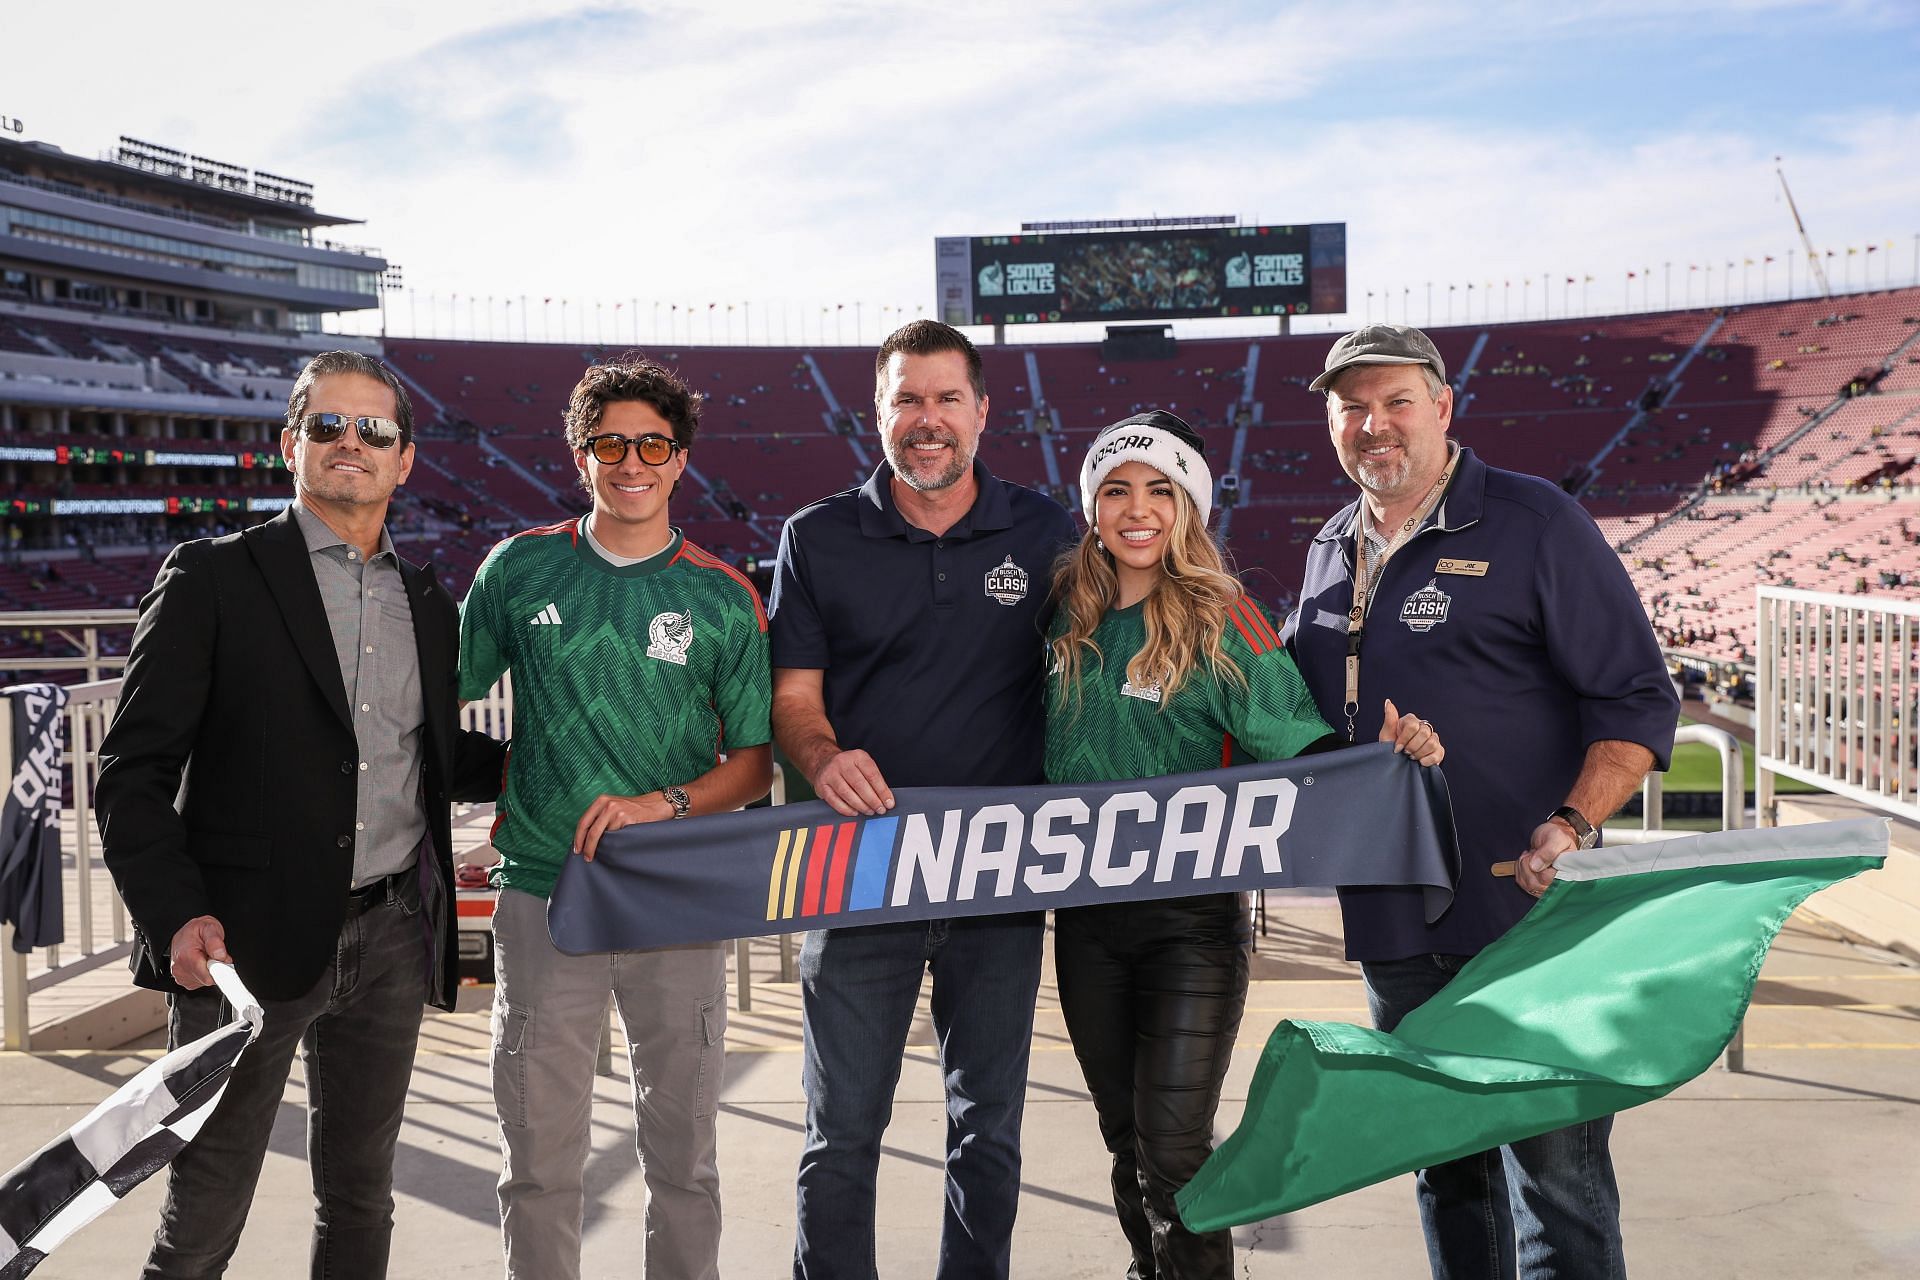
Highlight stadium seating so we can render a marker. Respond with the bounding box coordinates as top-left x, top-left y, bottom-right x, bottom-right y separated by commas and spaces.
10, 288, 1918, 672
